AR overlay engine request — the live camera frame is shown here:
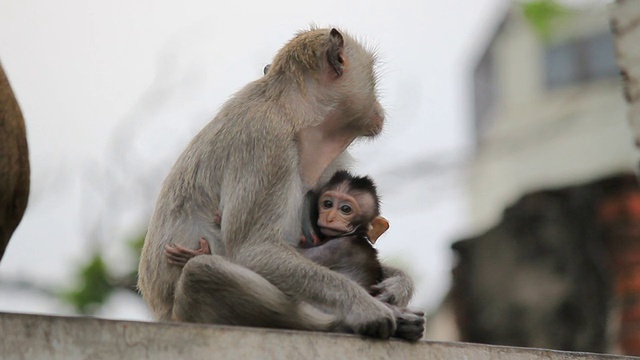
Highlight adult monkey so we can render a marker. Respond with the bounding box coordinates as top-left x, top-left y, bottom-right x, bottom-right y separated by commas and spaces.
164, 170, 425, 341
139, 28, 420, 339
0, 62, 30, 262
